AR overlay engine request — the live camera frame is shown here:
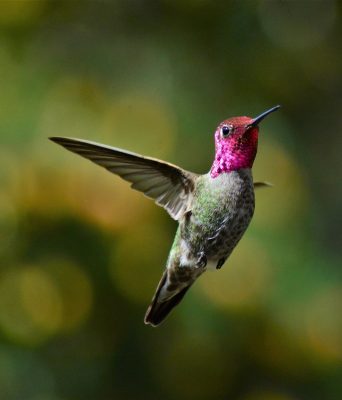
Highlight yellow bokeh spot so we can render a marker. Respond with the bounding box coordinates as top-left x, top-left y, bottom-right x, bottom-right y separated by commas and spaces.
110, 222, 172, 304
65, 169, 153, 231
20, 268, 63, 334
45, 261, 94, 333
253, 141, 308, 228
0, 266, 62, 345
0, 261, 93, 345
0, 0, 46, 27
198, 237, 273, 310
